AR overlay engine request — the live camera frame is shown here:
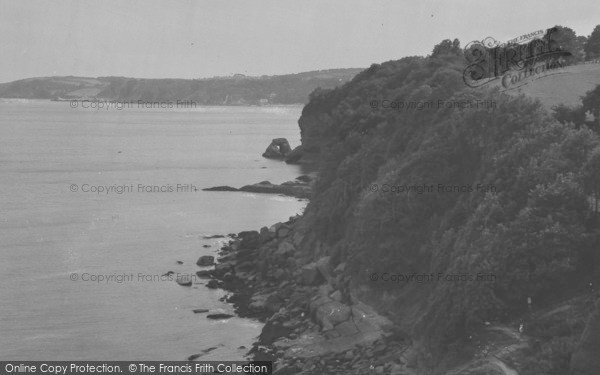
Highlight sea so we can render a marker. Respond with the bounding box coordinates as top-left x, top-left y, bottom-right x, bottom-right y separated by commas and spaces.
0, 100, 307, 360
